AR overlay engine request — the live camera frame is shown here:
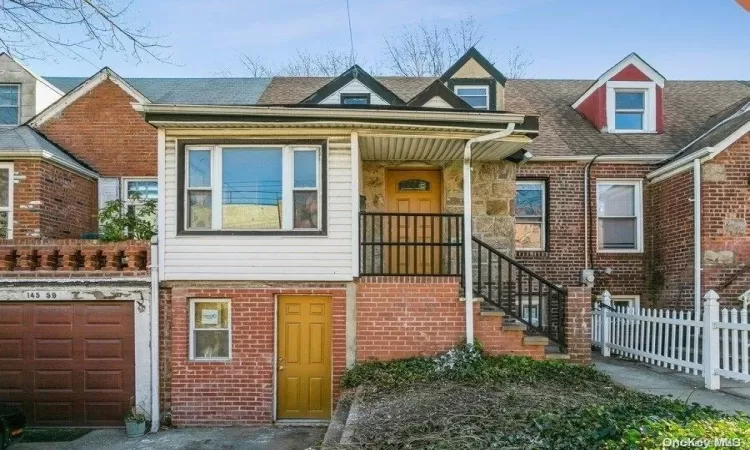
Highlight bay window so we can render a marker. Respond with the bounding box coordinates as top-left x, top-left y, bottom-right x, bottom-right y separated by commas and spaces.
597, 180, 643, 252
183, 143, 324, 234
